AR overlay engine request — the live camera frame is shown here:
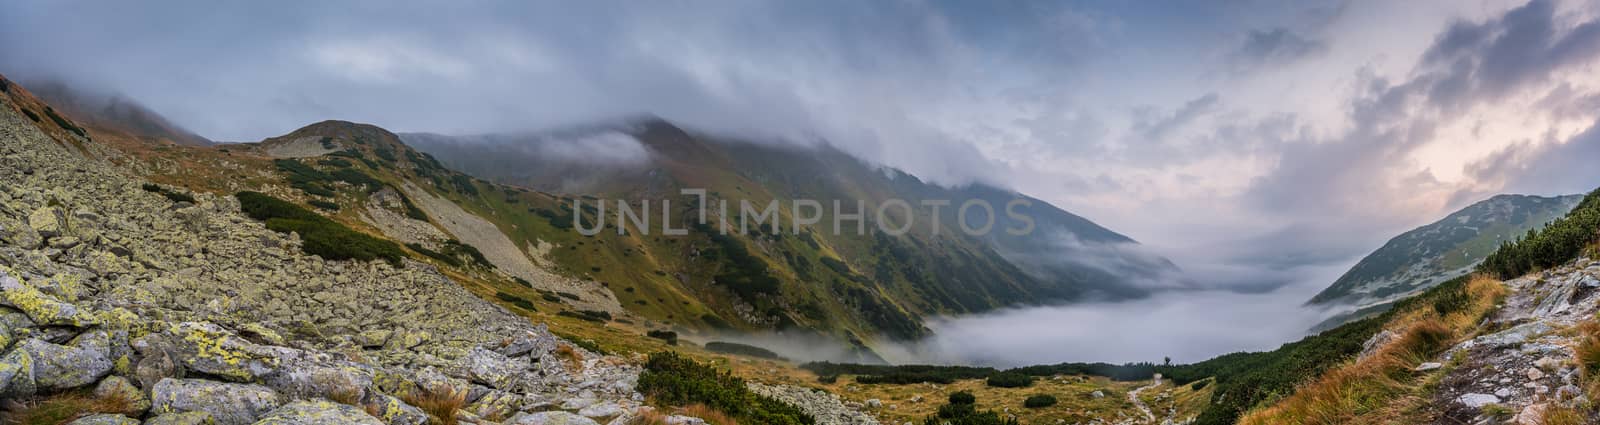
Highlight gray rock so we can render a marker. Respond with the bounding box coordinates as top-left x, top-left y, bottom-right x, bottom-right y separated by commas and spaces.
361, 393, 428, 425
144, 412, 216, 425
163, 322, 291, 382
14, 332, 116, 391
96, 375, 152, 416
252, 400, 384, 425
466, 390, 522, 419
0, 272, 95, 327
504, 411, 600, 425
461, 347, 525, 389
66, 414, 140, 425
578, 401, 624, 418
29, 207, 65, 238
0, 346, 37, 397
1455, 393, 1500, 408
151, 378, 281, 425
1474, 321, 1553, 347
1414, 362, 1443, 372
661, 416, 706, 425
